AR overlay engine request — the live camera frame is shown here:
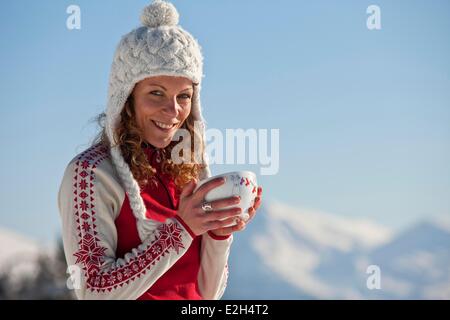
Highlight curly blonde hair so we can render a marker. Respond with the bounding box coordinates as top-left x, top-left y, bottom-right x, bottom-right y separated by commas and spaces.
92, 94, 206, 191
